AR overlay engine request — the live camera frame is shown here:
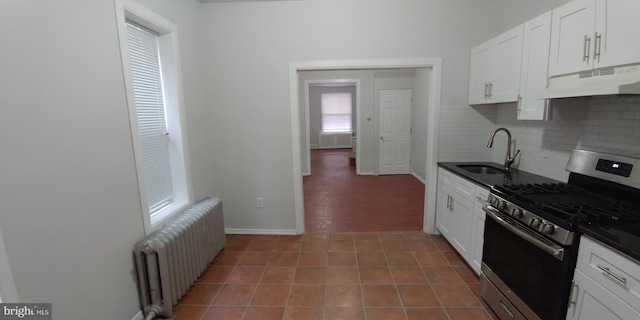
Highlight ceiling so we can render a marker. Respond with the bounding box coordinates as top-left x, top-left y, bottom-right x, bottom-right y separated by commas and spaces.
199, 0, 300, 3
